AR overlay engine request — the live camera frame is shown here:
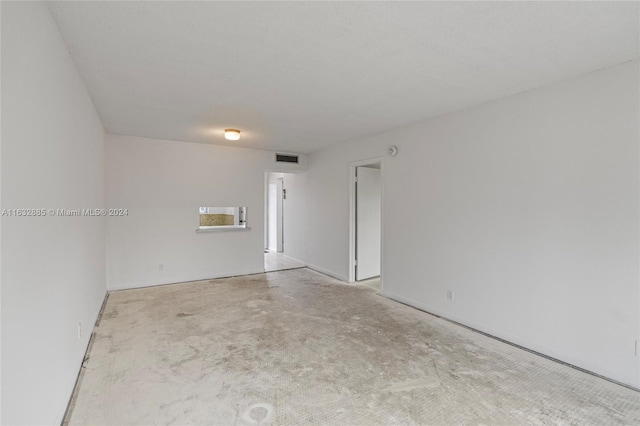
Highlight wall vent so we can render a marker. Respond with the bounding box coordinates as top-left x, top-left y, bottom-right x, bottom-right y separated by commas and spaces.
275, 153, 299, 164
